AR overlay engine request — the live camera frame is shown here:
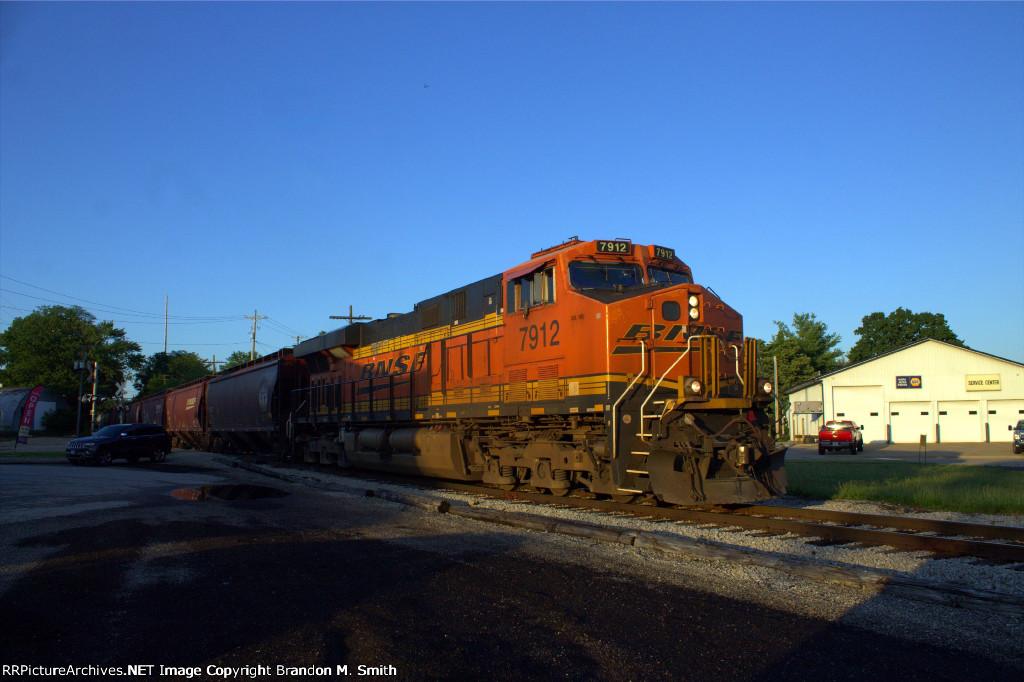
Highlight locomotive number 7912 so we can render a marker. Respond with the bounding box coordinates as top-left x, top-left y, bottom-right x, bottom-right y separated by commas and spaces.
519, 321, 560, 351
